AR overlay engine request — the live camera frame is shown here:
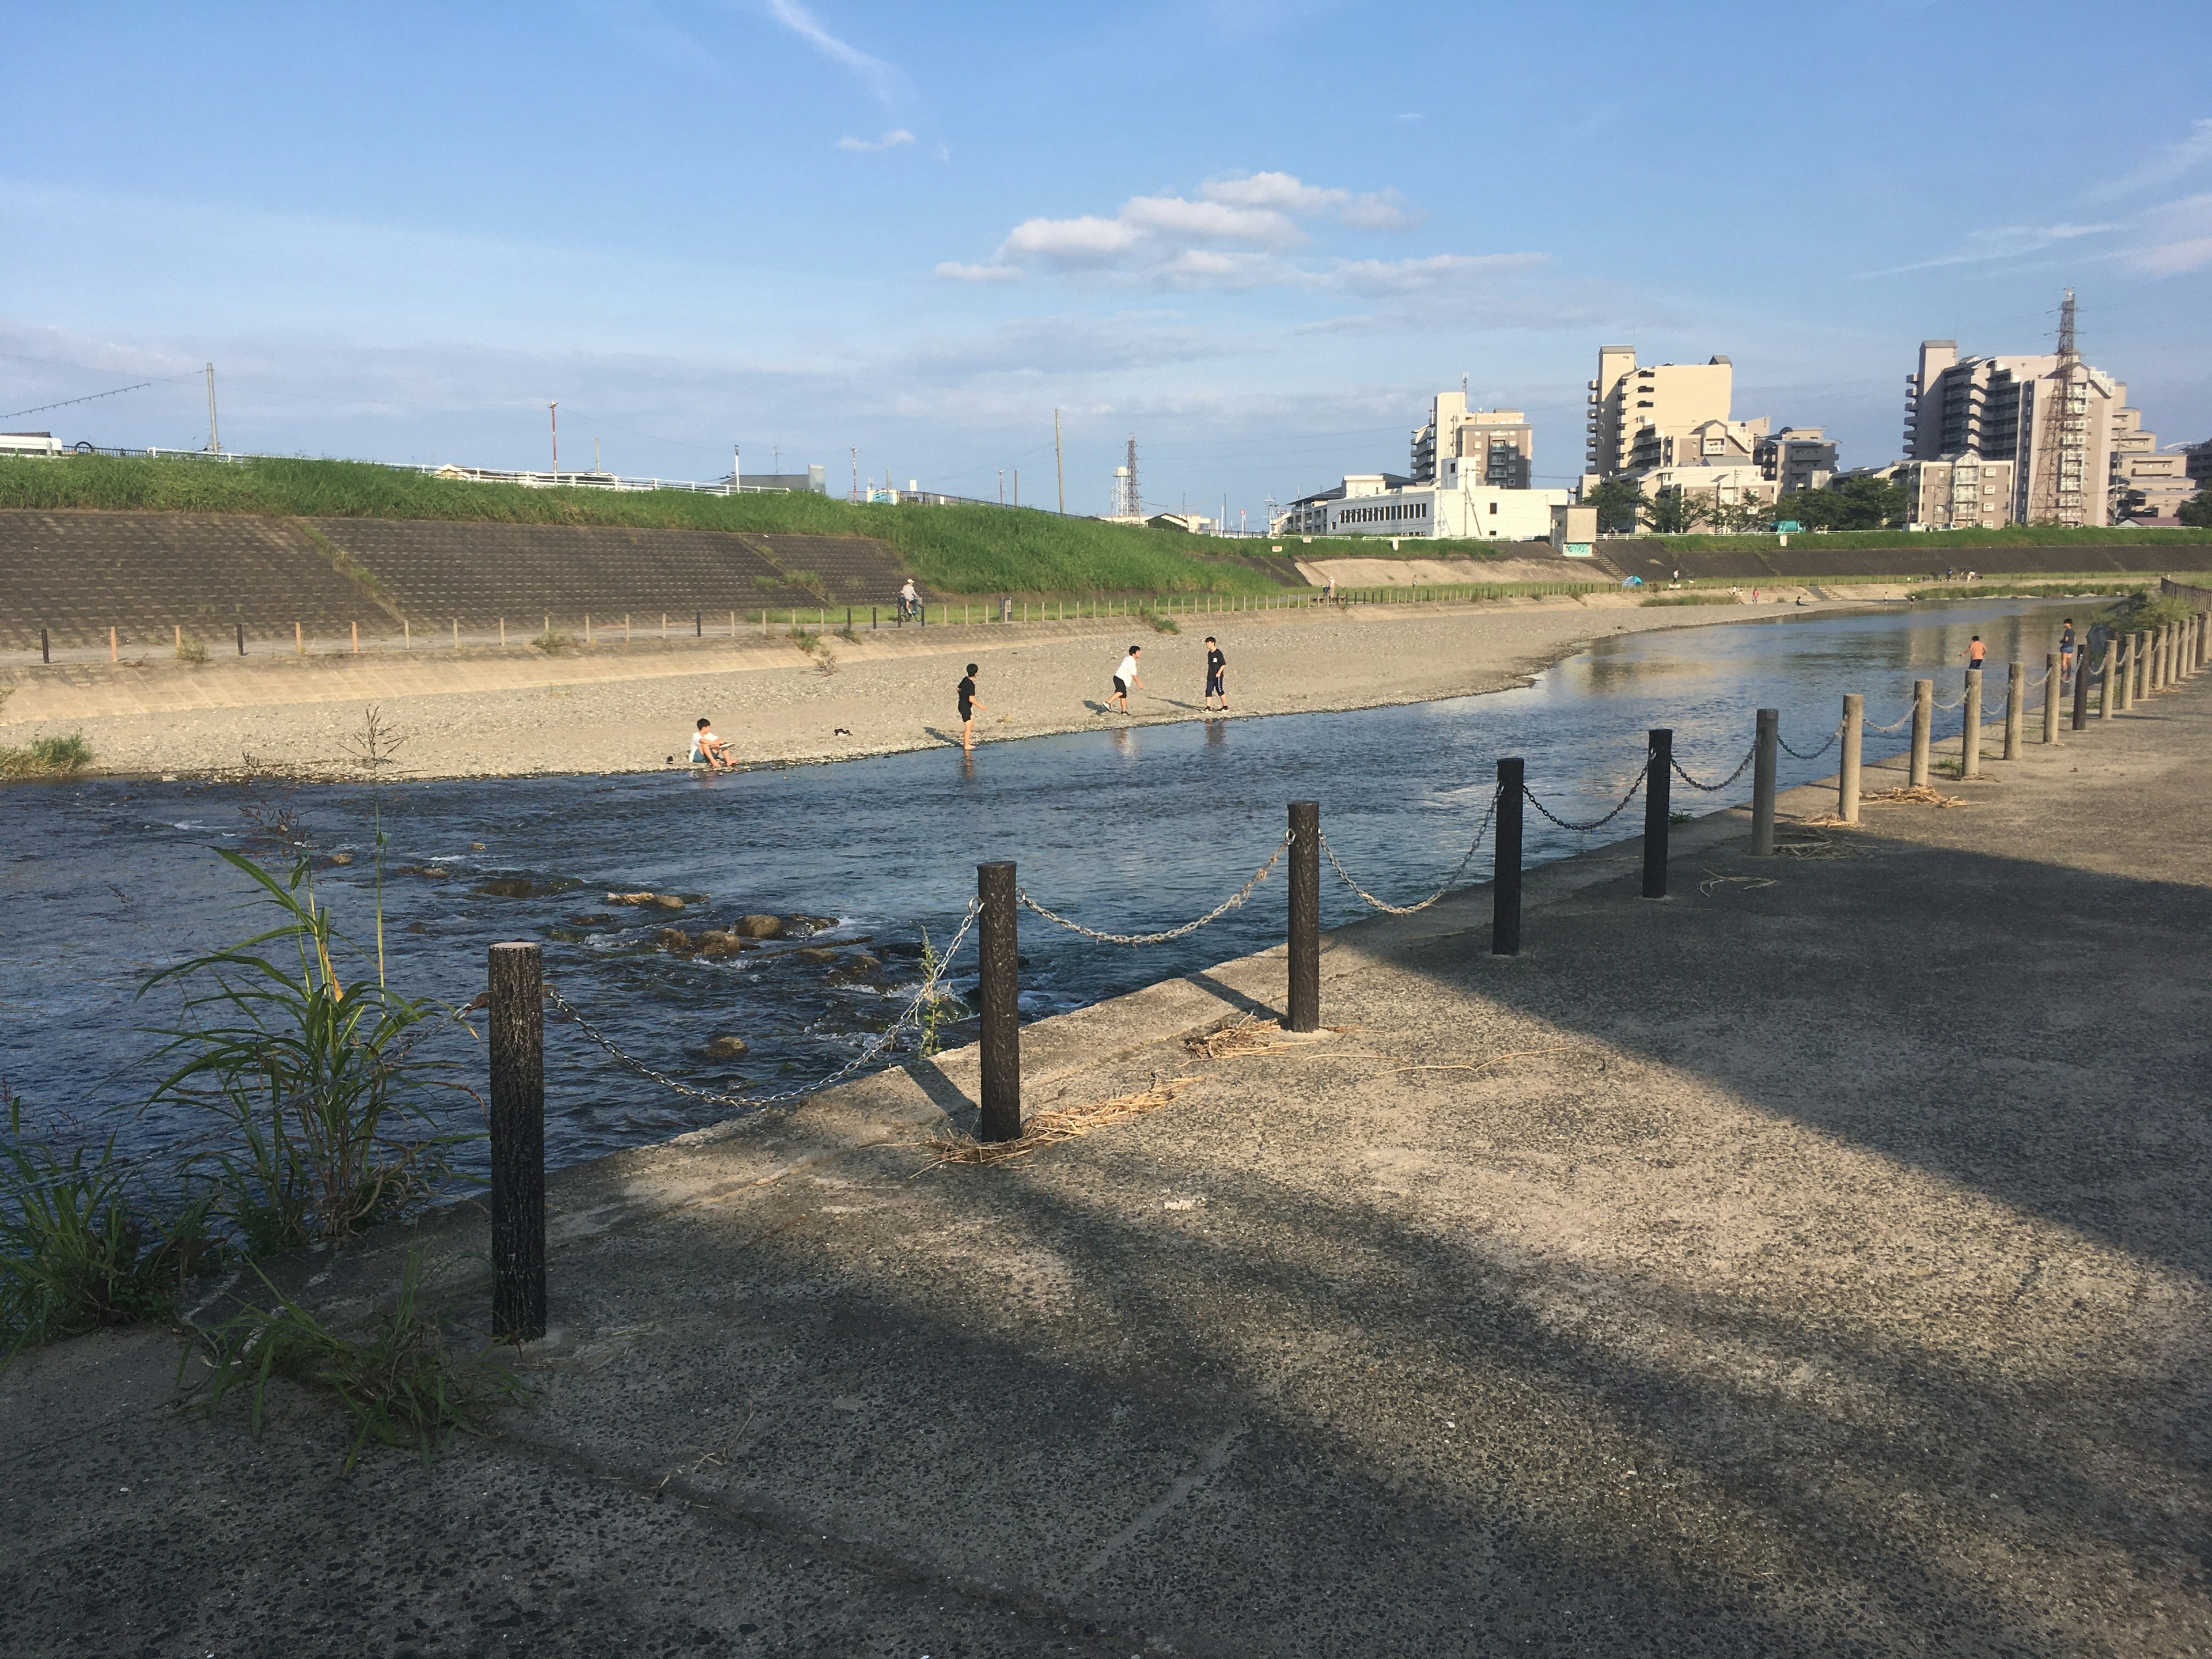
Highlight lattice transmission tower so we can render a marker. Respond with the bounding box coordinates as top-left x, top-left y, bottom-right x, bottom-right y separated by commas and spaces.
1111, 434, 1142, 519
2029, 288, 2090, 527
